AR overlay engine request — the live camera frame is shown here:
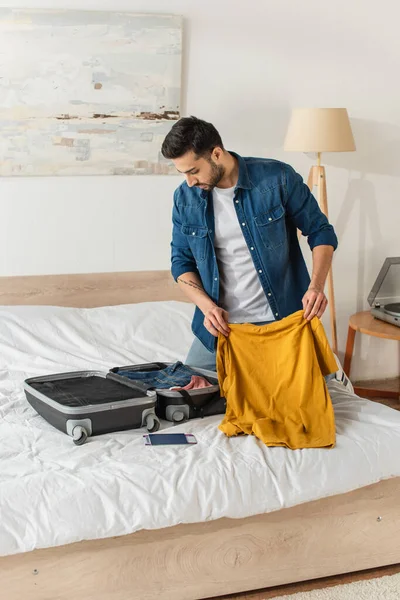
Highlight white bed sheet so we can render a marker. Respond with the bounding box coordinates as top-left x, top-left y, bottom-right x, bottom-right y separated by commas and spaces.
1, 301, 400, 558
